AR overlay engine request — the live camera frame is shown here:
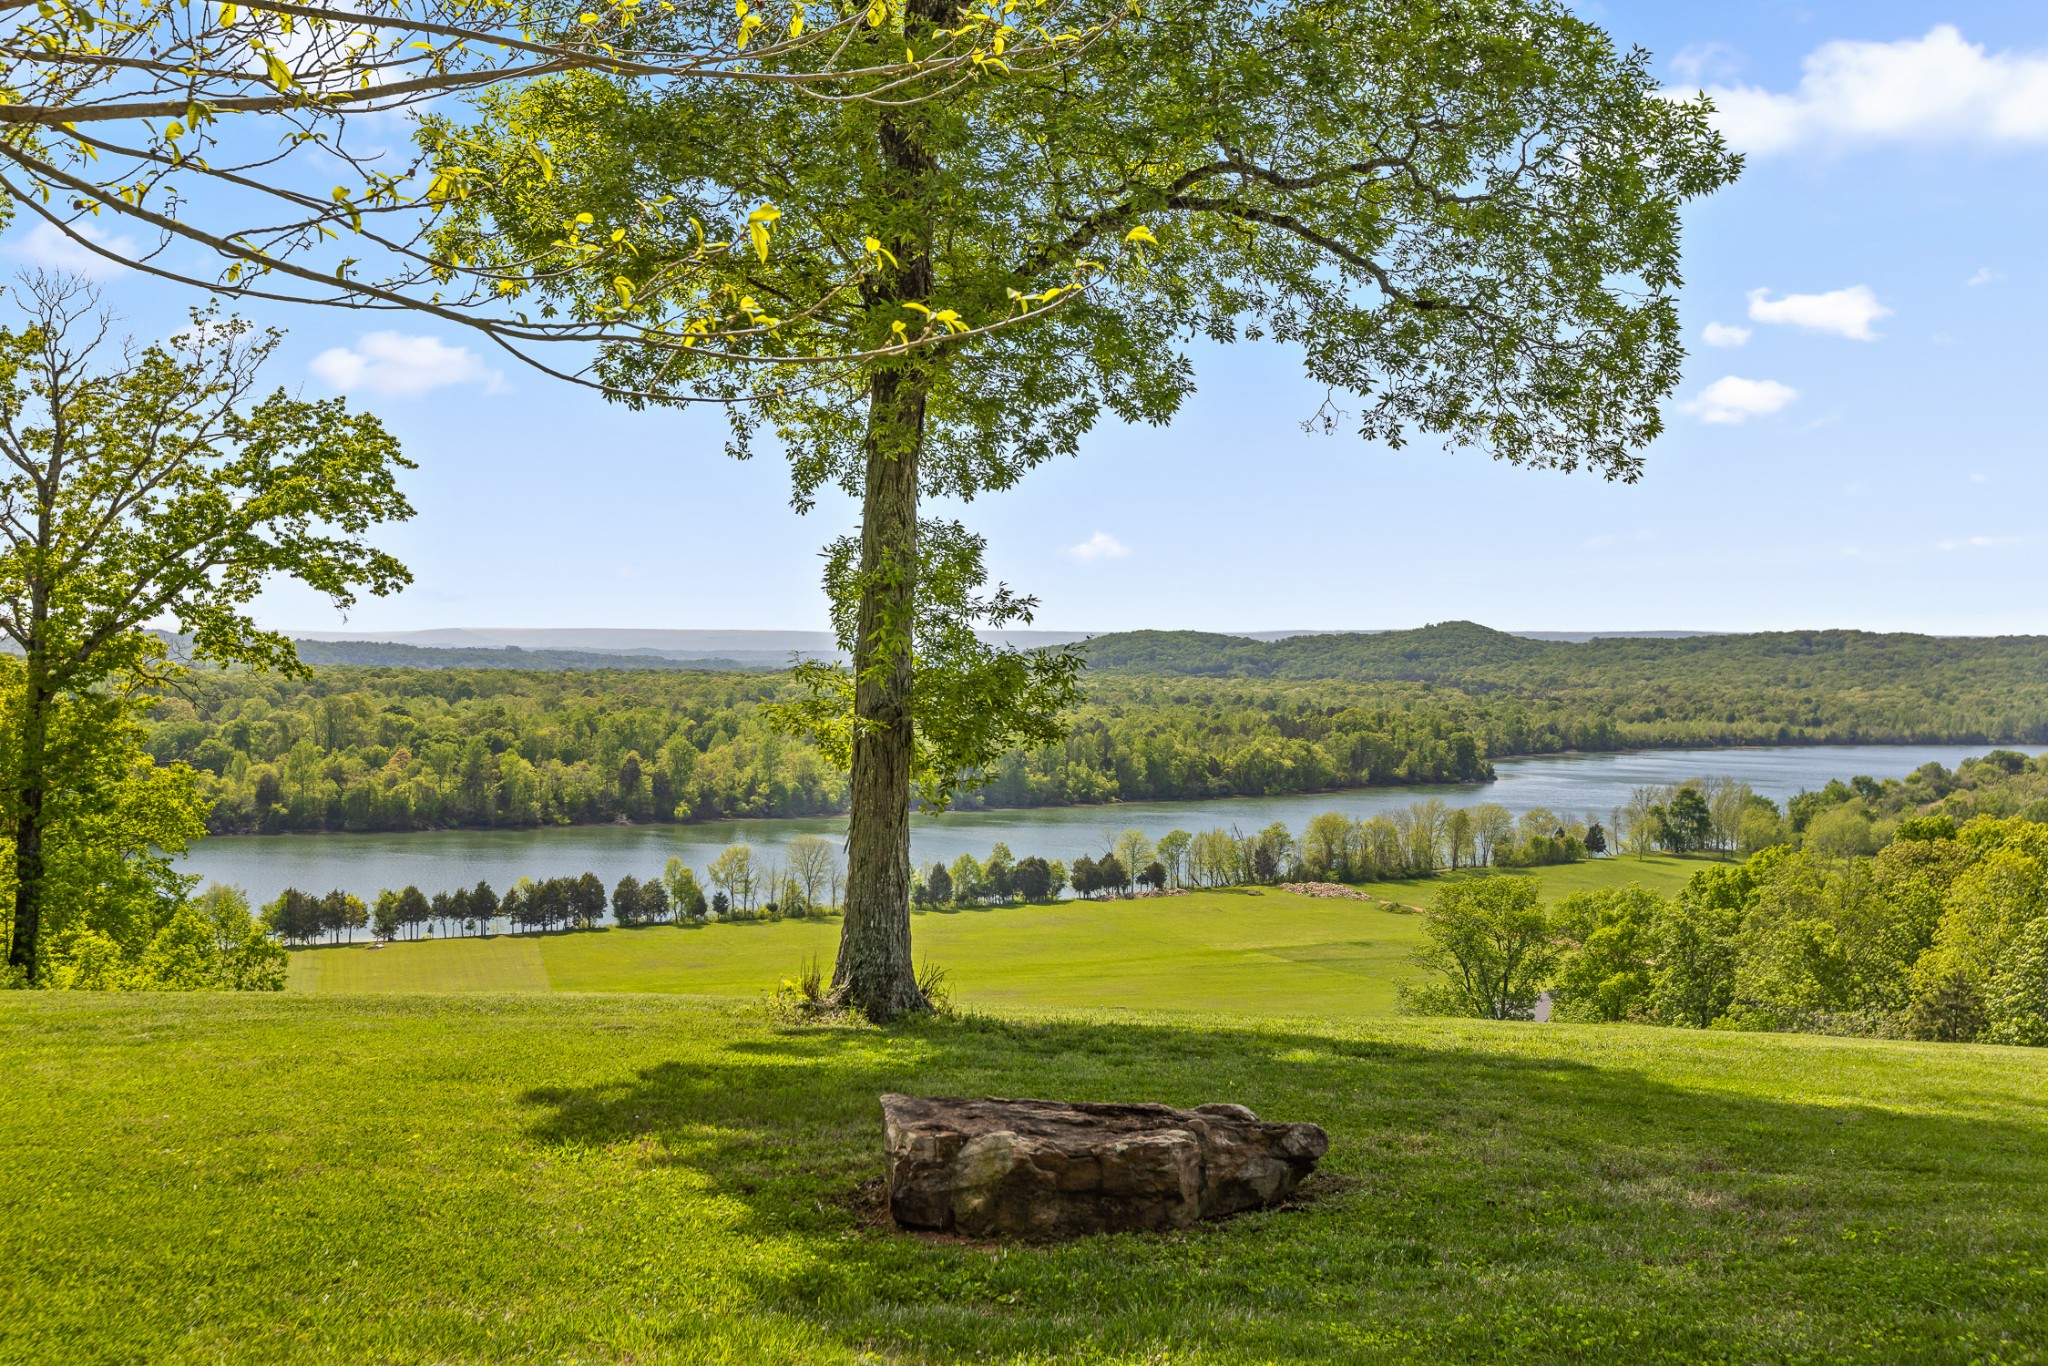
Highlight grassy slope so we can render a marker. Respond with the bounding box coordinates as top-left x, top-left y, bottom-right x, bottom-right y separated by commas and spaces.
3, 993, 2044, 1364
285, 856, 1722, 1011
